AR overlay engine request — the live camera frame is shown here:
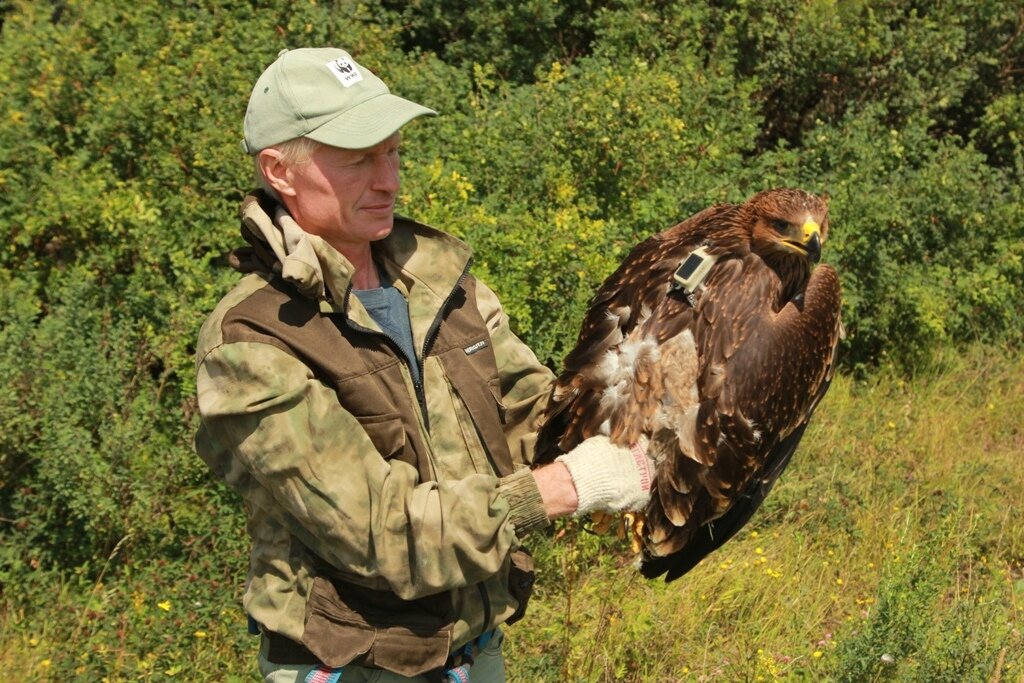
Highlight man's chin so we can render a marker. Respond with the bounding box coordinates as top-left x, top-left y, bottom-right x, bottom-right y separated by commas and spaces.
368, 217, 395, 242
